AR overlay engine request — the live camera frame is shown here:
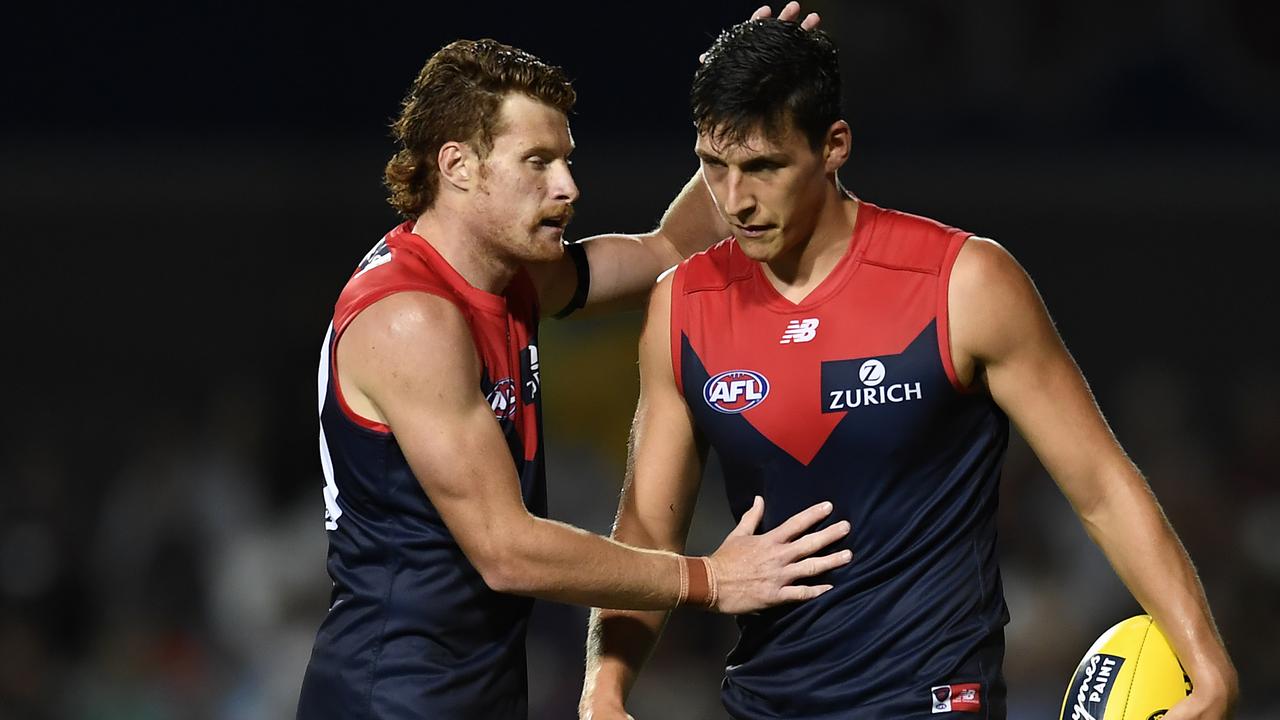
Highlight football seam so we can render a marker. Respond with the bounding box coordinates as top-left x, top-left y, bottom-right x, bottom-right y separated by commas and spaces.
1121, 617, 1154, 719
